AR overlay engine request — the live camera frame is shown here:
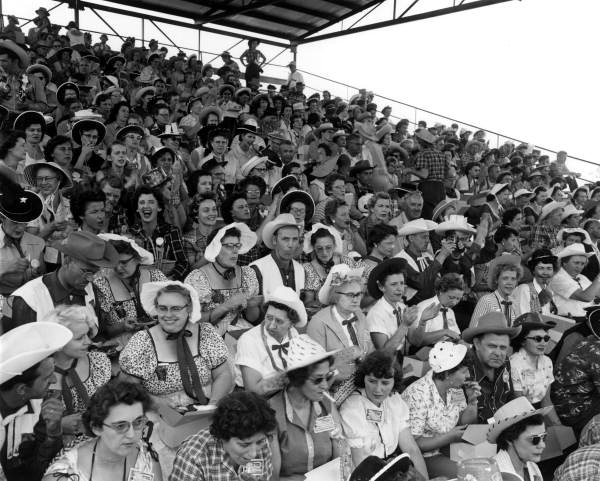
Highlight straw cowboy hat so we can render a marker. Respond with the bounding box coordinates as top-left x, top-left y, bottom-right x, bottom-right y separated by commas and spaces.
414, 129, 437, 145
24, 161, 73, 190
26, 63, 52, 83
198, 106, 223, 125
313, 122, 335, 137
271, 175, 300, 197
203, 222, 257, 263
240, 156, 269, 177
285, 334, 339, 372
0, 178, 43, 223
487, 397, 552, 443
262, 213, 299, 250
266, 286, 308, 328
435, 215, 476, 235
71, 119, 106, 146
0, 39, 29, 68
514, 188, 534, 199
428, 341, 468, 373
0, 322, 73, 385
560, 204, 584, 222
280, 190, 315, 222
556, 242, 593, 259
462, 311, 520, 343
539, 201, 566, 221
98, 233, 154, 265
396, 218, 438, 237
56, 231, 119, 268
303, 223, 343, 256
140, 281, 202, 323
133, 86, 156, 103
318, 264, 364, 305
432, 198, 459, 222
